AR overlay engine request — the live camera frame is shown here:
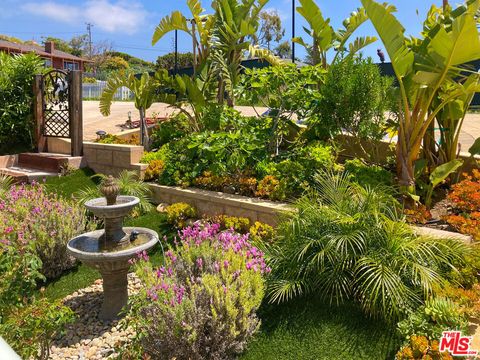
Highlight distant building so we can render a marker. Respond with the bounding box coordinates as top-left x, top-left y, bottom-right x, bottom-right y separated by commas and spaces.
0, 40, 90, 71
